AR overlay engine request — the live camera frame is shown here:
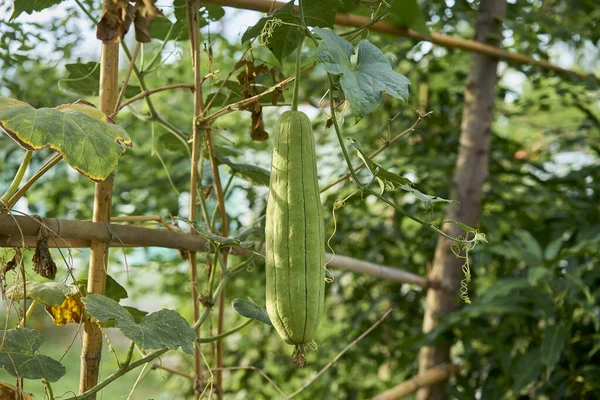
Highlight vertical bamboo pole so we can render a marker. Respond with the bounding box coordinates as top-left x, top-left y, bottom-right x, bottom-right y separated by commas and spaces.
185, 1, 205, 397
79, 2, 119, 396
184, 3, 229, 398
417, 0, 506, 399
